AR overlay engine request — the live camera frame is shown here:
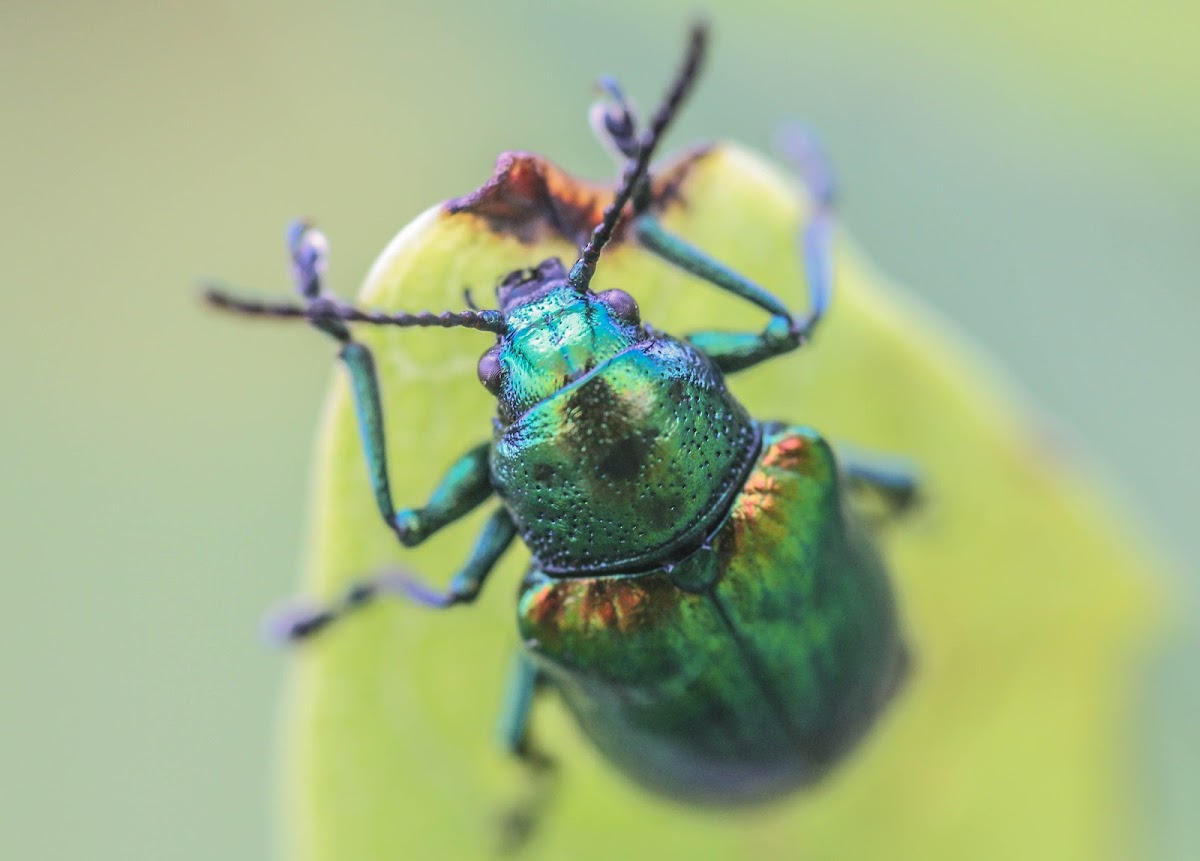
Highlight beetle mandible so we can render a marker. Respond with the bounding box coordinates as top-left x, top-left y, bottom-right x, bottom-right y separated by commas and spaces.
208, 22, 916, 841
